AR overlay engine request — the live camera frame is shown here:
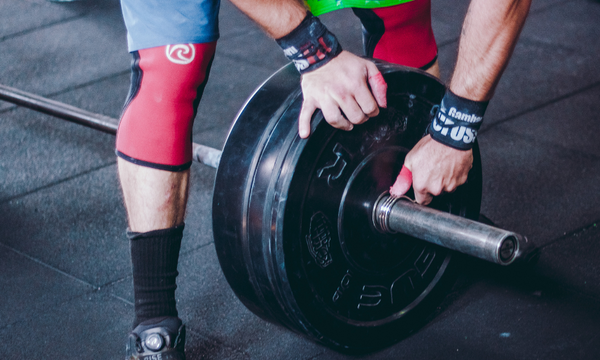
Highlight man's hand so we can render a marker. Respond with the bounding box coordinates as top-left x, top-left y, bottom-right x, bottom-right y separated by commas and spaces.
390, 135, 473, 205
388, 0, 530, 206
298, 51, 388, 138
